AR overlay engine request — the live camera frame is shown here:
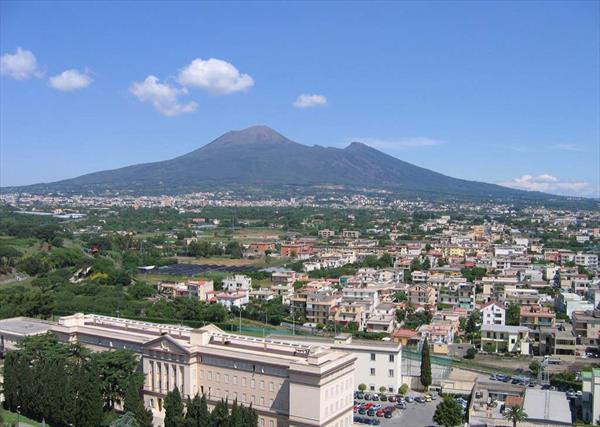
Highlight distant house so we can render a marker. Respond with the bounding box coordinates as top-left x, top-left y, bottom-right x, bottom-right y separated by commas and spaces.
480, 324, 530, 355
